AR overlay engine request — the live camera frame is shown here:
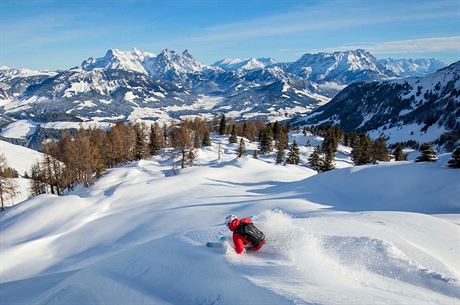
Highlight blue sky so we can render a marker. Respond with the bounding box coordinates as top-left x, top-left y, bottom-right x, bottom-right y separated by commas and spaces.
1, 0, 459, 70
